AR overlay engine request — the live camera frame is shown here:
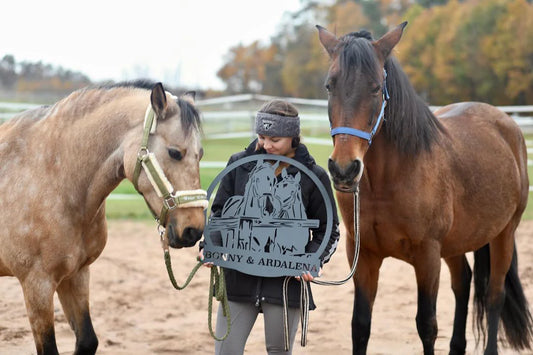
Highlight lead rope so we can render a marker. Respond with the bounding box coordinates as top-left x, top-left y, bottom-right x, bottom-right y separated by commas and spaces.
160, 227, 231, 341
282, 186, 361, 350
